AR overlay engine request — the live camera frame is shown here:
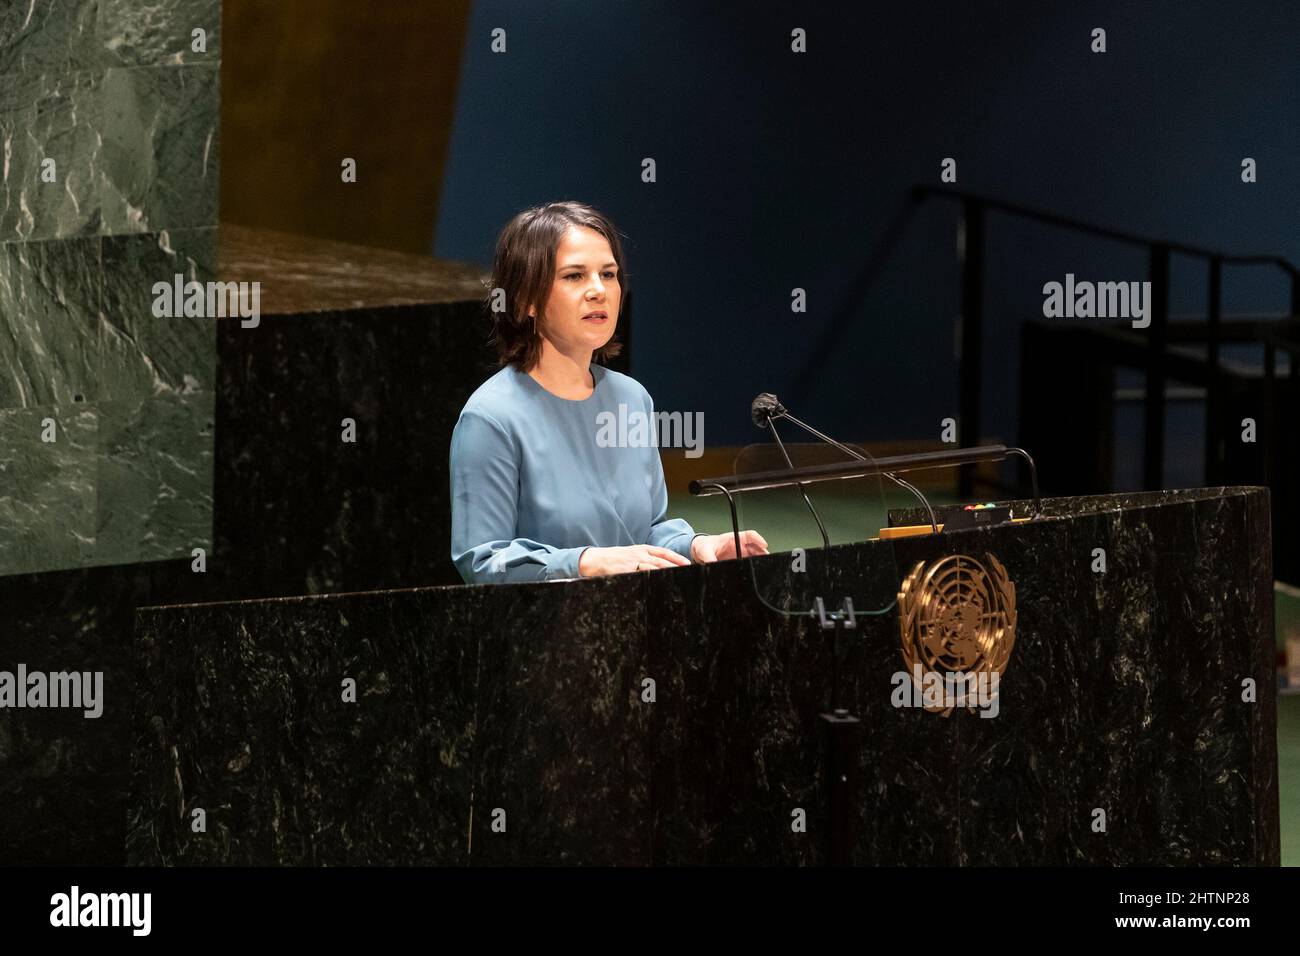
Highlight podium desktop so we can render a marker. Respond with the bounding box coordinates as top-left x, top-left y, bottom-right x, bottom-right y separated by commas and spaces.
128, 444, 1279, 865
